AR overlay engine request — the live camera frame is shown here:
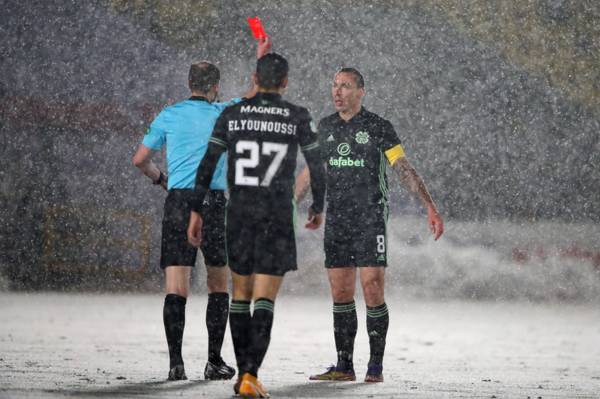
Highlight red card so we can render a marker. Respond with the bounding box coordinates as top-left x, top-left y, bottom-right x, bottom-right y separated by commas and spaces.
247, 16, 267, 40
